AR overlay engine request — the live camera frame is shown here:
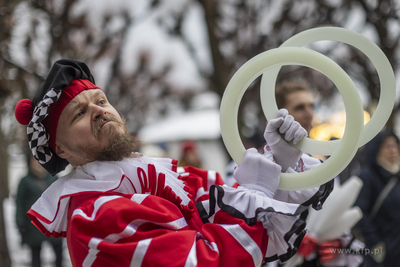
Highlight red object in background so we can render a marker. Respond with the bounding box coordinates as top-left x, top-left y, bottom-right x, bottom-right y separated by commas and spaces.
297, 235, 318, 258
